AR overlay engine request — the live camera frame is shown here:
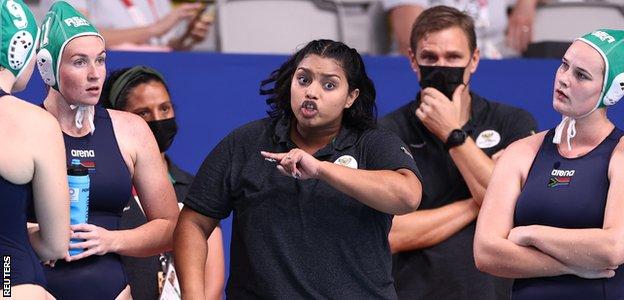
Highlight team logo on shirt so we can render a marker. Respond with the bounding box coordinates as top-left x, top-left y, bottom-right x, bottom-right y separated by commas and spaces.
334, 155, 358, 169
548, 168, 575, 188
475, 130, 501, 149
